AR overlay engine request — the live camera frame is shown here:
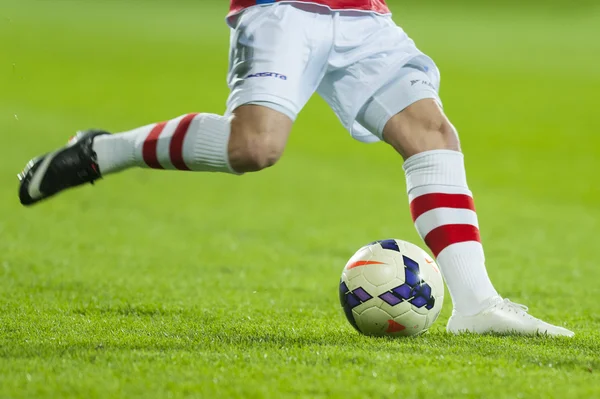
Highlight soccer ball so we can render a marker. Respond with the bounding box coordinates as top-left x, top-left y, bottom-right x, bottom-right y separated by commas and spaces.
339, 239, 444, 337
